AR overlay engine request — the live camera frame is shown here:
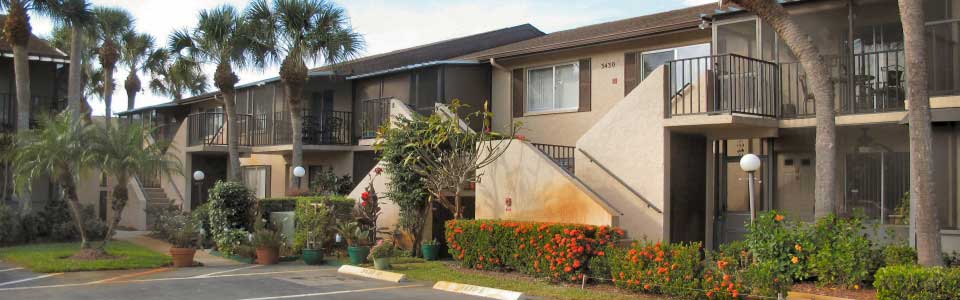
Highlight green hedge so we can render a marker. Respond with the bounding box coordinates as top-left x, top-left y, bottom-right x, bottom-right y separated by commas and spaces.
875, 265, 960, 300
445, 219, 624, 282
258, 195, 354, 220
